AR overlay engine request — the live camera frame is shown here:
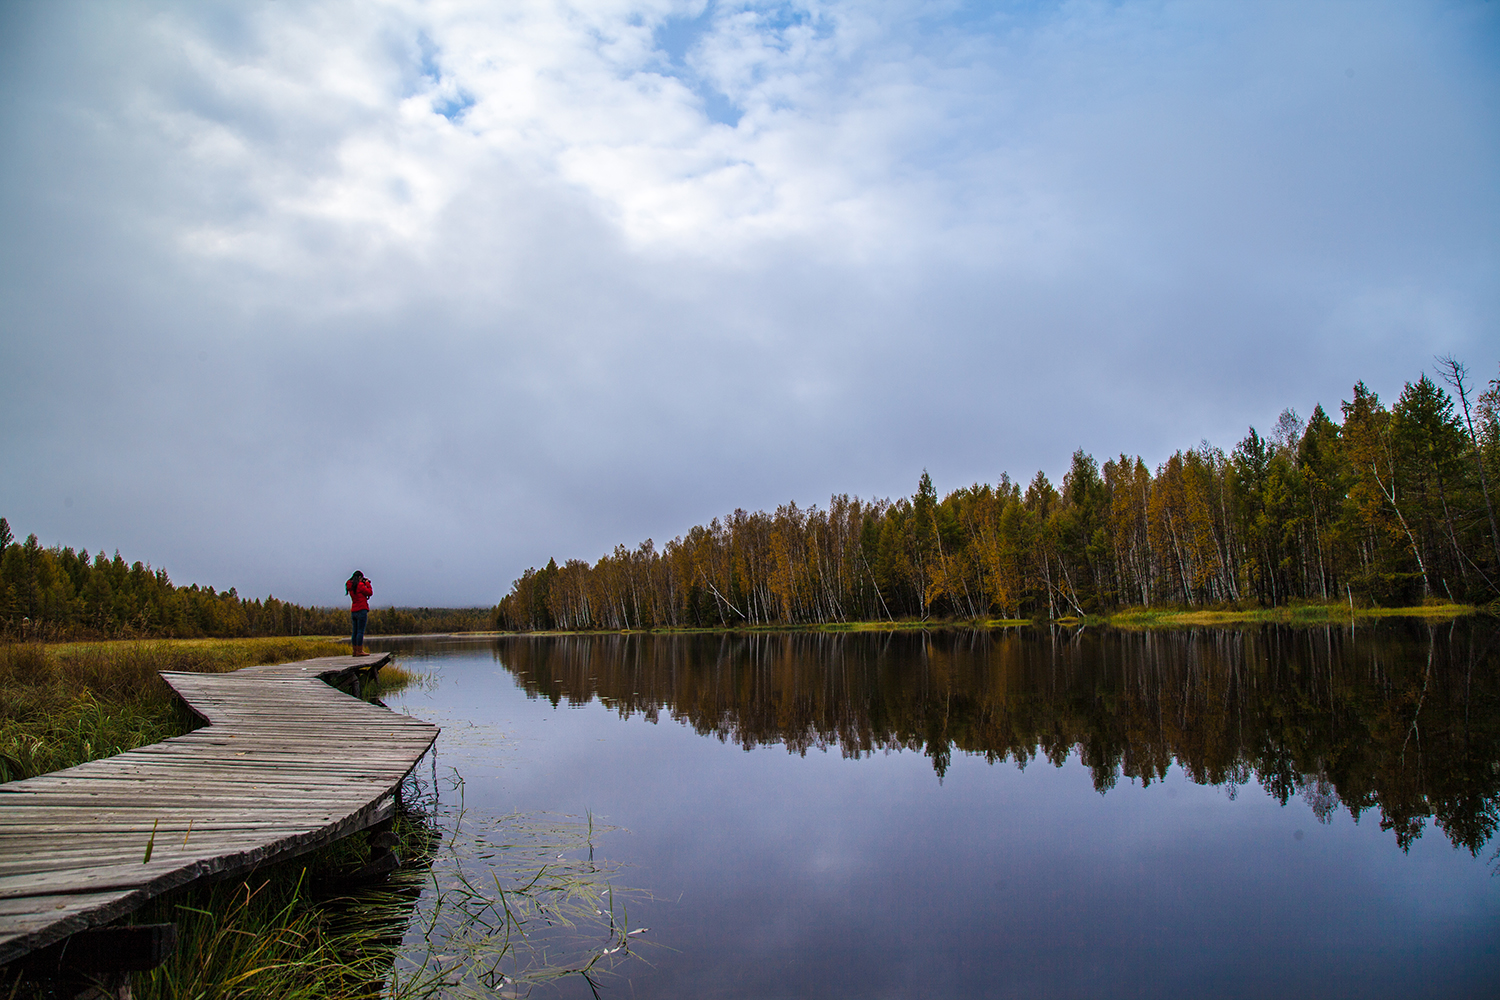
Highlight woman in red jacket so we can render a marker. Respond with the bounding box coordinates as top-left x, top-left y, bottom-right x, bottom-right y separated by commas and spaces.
346, 570, 373, 657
